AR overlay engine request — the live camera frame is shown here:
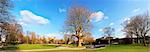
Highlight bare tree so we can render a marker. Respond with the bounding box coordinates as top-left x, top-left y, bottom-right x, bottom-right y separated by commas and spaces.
64, 34, 72, 44
30, 32, 36, 44
18, 32, 26, 44
64, 6, 92, 47
3, 23, 22, 44
0, 0, 22, 44
83, 36, 94, 45
122, 23, 135, 44
102, 27, 115, 45
123, 11, 150, 46
24, 35, 31, 44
